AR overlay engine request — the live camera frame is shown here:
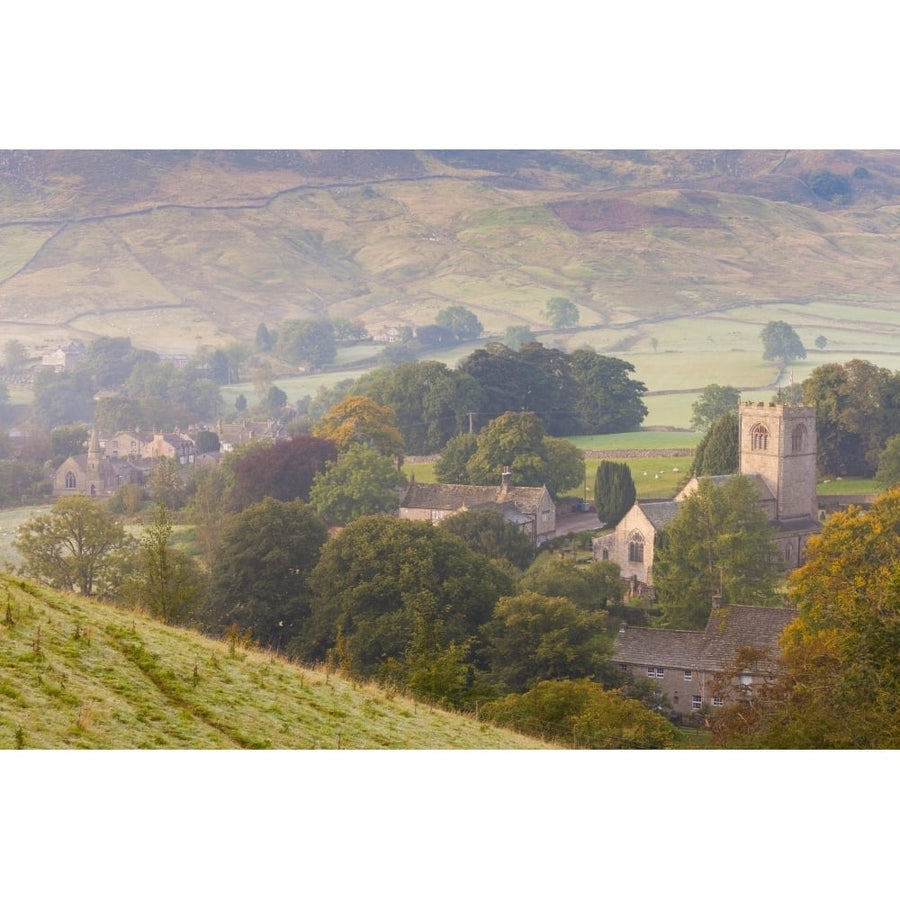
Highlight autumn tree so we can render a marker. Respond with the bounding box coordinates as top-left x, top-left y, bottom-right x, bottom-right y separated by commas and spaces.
309, 443, 405, 525
312, 395, 404, 459
714, 489, 900, 748
14, 496, 132, 595
202, 497, 328, 649
652, 475, 779, 629
593, 460, 636, 527
228, 434, 338, 511
690, 384, 740, 431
